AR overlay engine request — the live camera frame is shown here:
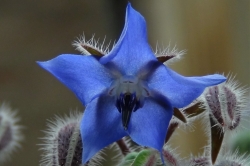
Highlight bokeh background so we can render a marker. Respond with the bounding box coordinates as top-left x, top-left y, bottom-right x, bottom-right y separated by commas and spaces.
0, 0, 249, 165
